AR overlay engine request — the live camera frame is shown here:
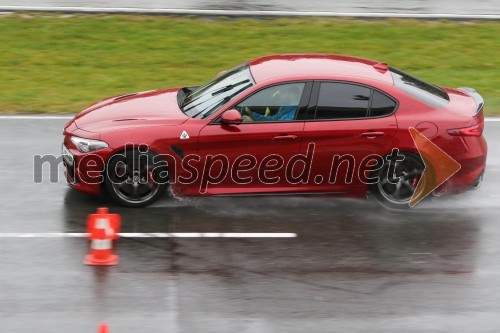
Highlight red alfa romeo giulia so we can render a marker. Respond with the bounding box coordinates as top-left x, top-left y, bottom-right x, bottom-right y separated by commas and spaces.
62, 54, 487, 208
